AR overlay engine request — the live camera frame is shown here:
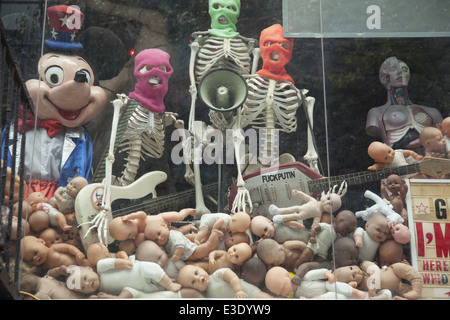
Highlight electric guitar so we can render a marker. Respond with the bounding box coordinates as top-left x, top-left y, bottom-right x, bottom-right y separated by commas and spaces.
74, 171, 226, 249
228, 156, 450, 217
